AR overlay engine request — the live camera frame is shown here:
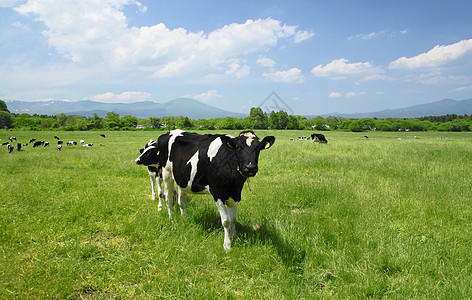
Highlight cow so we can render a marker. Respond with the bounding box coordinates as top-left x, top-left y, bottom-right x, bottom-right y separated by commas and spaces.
29, 138, 36, 144
58, 144, 62, 151
155, 129, 275, 251
100, 134, 106, 138
43, 142, 50, 147
311, 133, 328, 144
8, 144, 14, 153
9, 136, 16, 142
82, 143, 93, 147
135, 140, 165, 211
54, 136, 60, 140
17, 143, 22, 151
33, 141, 44, 147
67, 141, 77, 146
